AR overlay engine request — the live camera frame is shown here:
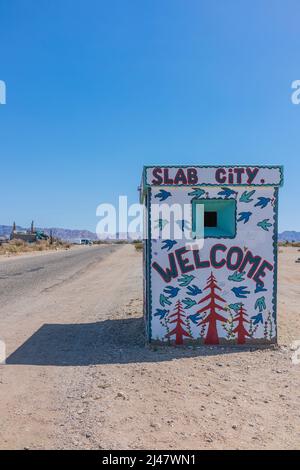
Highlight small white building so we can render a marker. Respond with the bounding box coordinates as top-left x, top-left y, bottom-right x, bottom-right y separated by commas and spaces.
141, 165, 283, 346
